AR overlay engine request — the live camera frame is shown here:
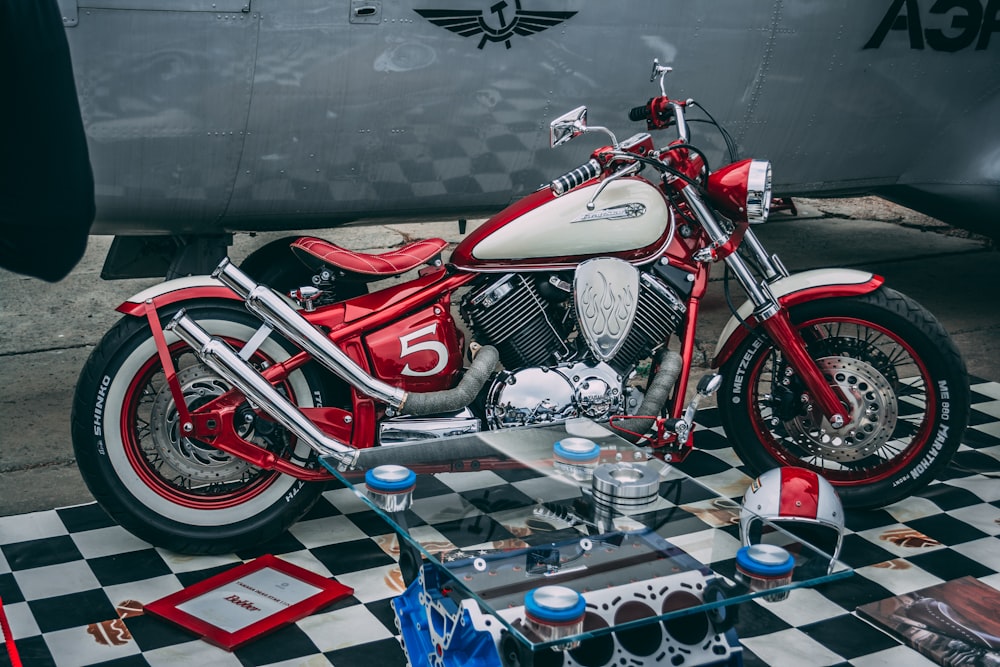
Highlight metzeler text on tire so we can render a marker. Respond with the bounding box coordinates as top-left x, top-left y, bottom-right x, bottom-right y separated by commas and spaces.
717, 287, 969, 509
